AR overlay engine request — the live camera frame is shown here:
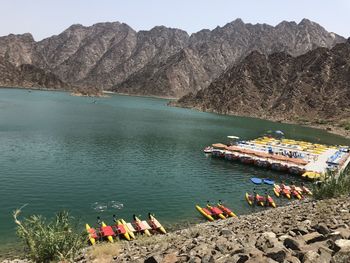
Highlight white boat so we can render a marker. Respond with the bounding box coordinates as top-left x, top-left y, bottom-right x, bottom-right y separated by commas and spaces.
204, 146, 213, 154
